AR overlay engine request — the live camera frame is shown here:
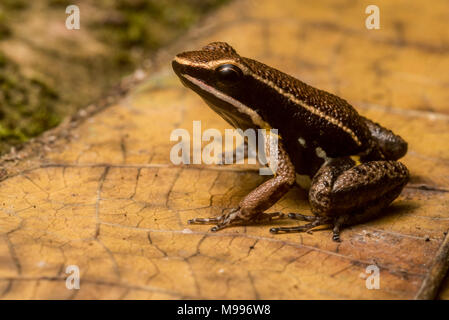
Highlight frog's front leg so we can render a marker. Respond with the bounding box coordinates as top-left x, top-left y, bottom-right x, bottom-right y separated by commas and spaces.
271, 157, 409, 241
188, 138, 296, 231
